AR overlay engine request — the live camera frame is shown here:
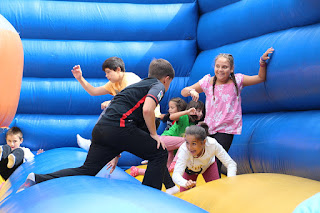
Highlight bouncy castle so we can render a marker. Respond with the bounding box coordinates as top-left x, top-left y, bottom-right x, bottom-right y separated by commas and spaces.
0, 0, 320, 212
